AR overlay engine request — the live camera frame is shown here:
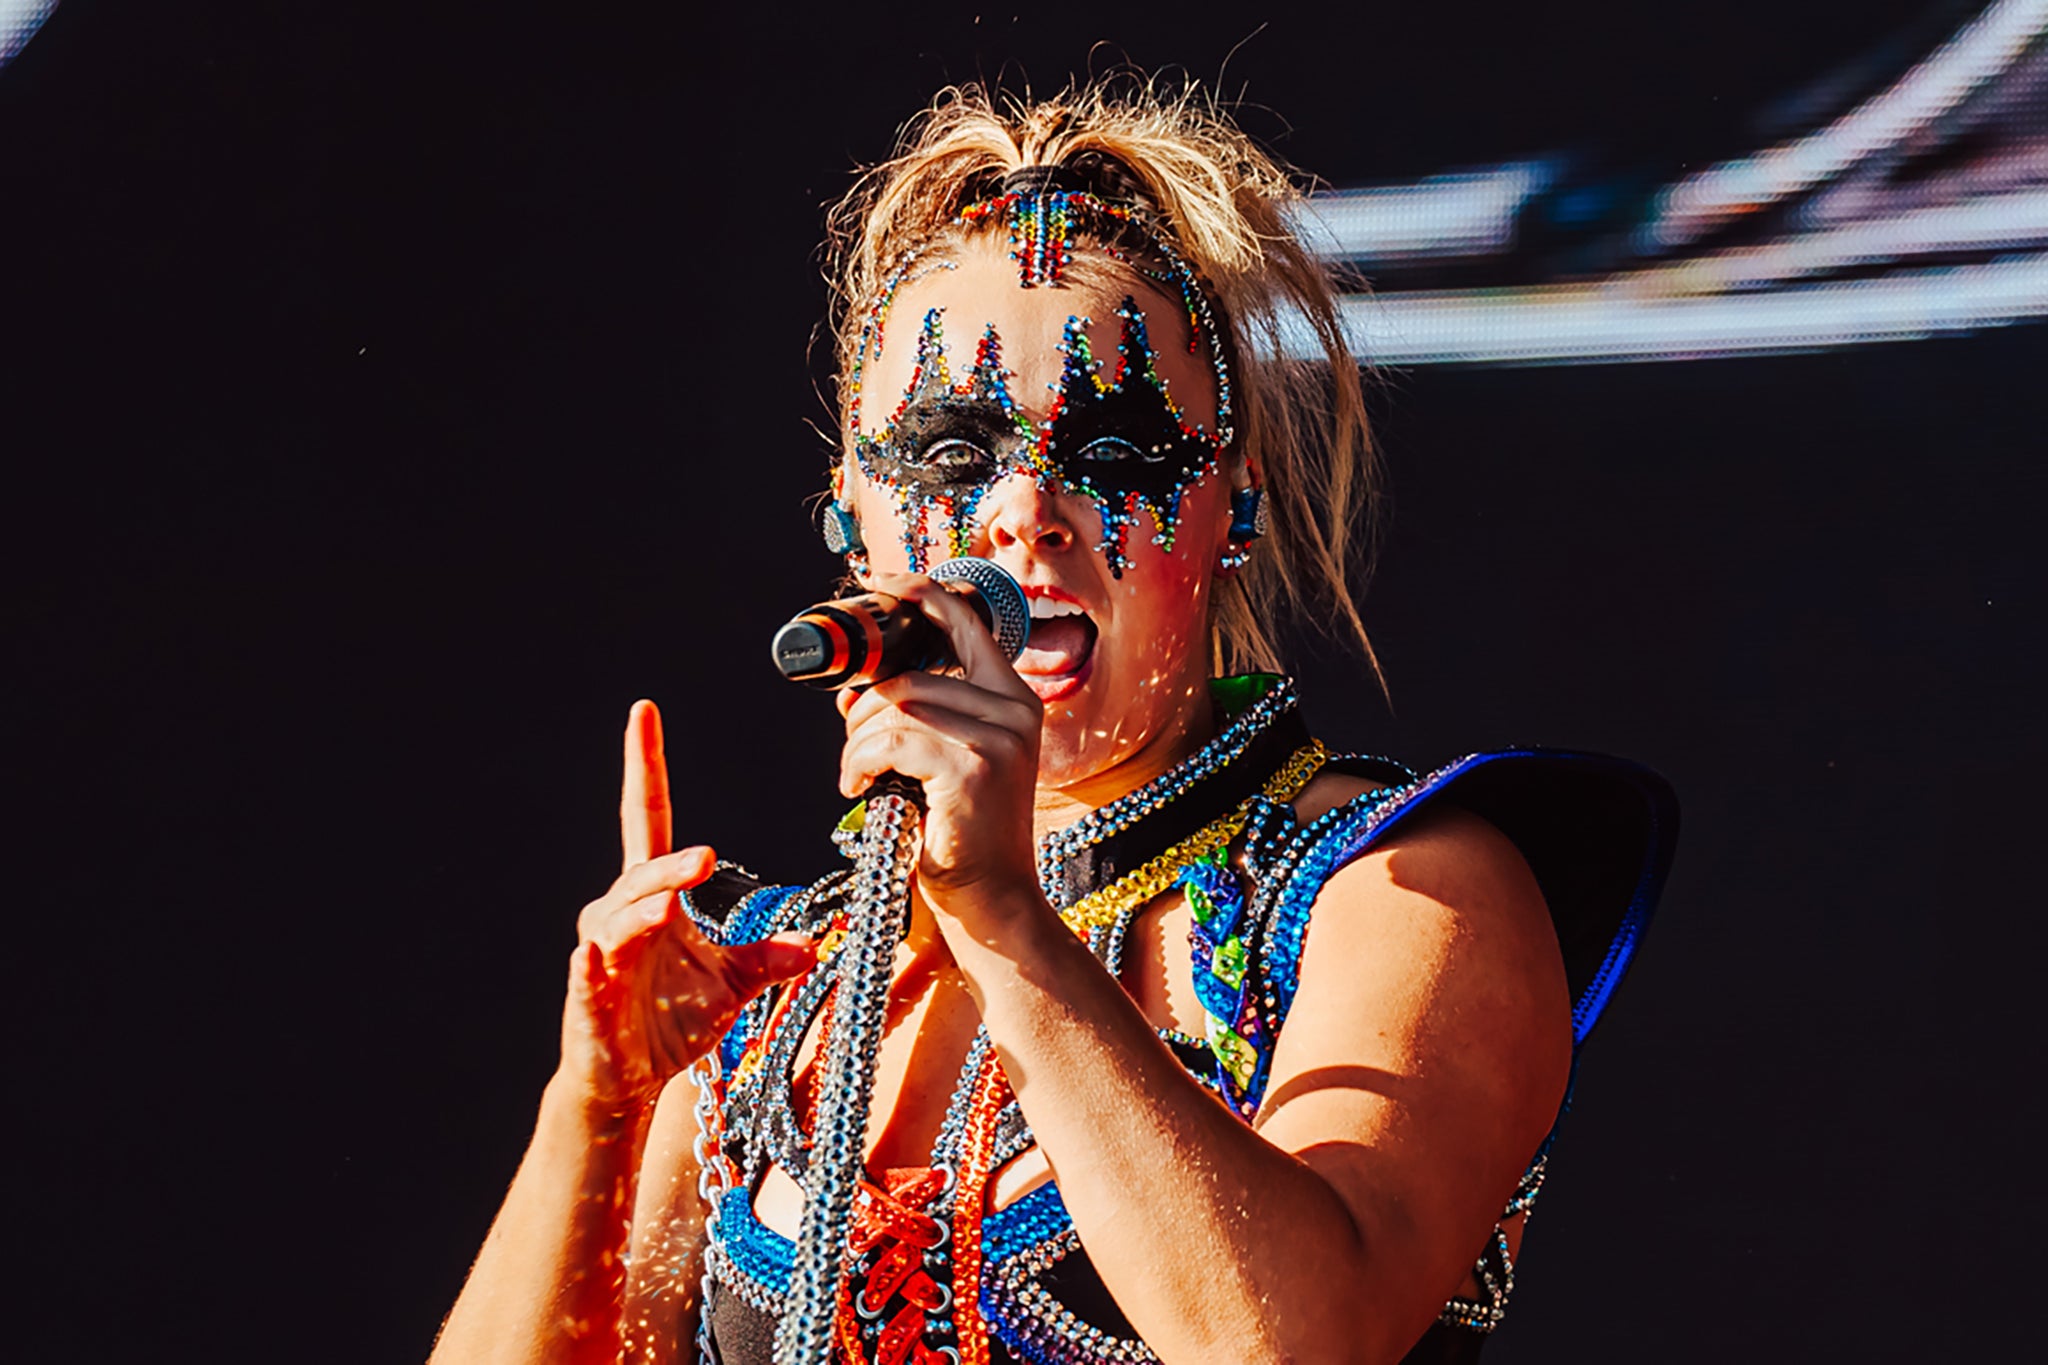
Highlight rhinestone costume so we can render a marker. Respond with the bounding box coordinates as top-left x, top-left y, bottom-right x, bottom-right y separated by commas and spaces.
685, 676, 1679, 1364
